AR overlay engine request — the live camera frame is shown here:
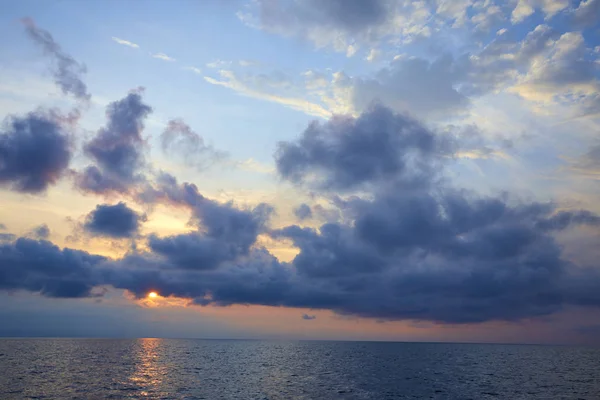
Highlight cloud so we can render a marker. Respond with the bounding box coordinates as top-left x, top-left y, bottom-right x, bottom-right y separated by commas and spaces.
111, 37, 140, 49
0, 238, 105, 298
136, 171, 202, 206
161, 119, 227, 170
238, 0, 431, 52
365, 48, 381, 62
239, 0, 572, 53
207, 21, 593, 121
510, 31, 600, 103
233, 158, 276, 174
511, 0, 570, 24
275, 104, 442, 191
573, 0, 600, 26
570, 143, 600, 178
197, 22, 598, 121
204, 70, 332, 118
0, 233, 16, 242
148, 232, 242, 271
346, 44, 358, 57
31, 224, 50, 239
206, 60, 232, 69
83, 202, 146, 238
302, 314, 316, 320
511, 0, 536, 23
77, 90, 153, 194
320, 23, 599, 118
21, 18, 90, 100
135, 172, 276, 271
268, 191, 600, 323
4, 187, 600, 323
3, 105, 600, 325
0, 110, 73, 194
294, 204, 313, 221
152, 53, 176, 62
183, 66, 202, 74
0, 223, 6, 230
239, 60, 259, 67
313, 204, 342, 222
146, 195, 273, 271
349, 54, 470, 117
303, 70, 329, 90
